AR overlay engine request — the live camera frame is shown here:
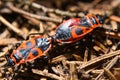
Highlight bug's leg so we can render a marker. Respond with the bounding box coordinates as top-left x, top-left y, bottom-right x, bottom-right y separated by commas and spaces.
26, 33, 44, 40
